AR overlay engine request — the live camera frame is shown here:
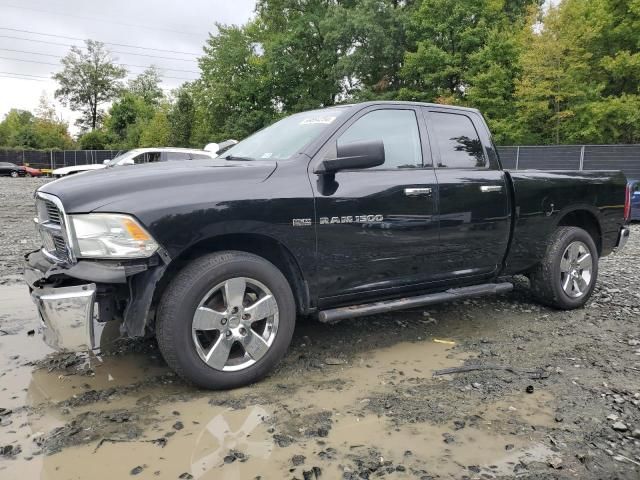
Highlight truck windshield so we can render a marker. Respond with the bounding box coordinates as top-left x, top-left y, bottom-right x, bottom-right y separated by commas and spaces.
221, 107, 348, 161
